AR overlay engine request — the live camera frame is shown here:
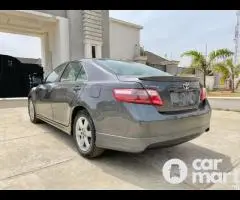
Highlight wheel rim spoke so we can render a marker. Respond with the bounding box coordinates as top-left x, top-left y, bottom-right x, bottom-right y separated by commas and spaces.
78, 119, 84, 128
83, 120, 89, 129
78, 137, 84, 146
85, 130, 92, 137
84, 136, 90, 148
76, 129, 81, 136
